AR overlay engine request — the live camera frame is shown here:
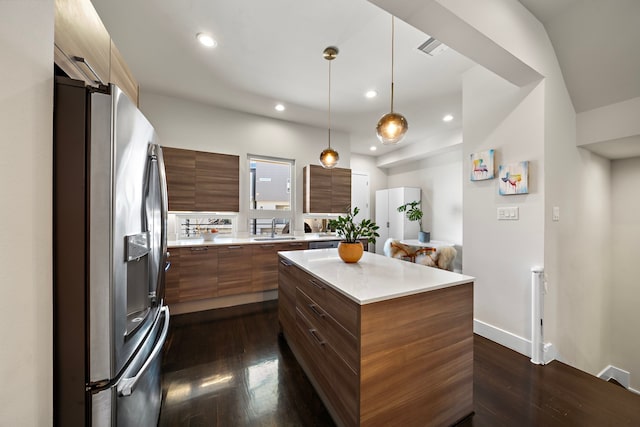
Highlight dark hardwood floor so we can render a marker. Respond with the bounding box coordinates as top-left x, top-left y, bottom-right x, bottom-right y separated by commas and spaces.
159, 300, 640, 427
